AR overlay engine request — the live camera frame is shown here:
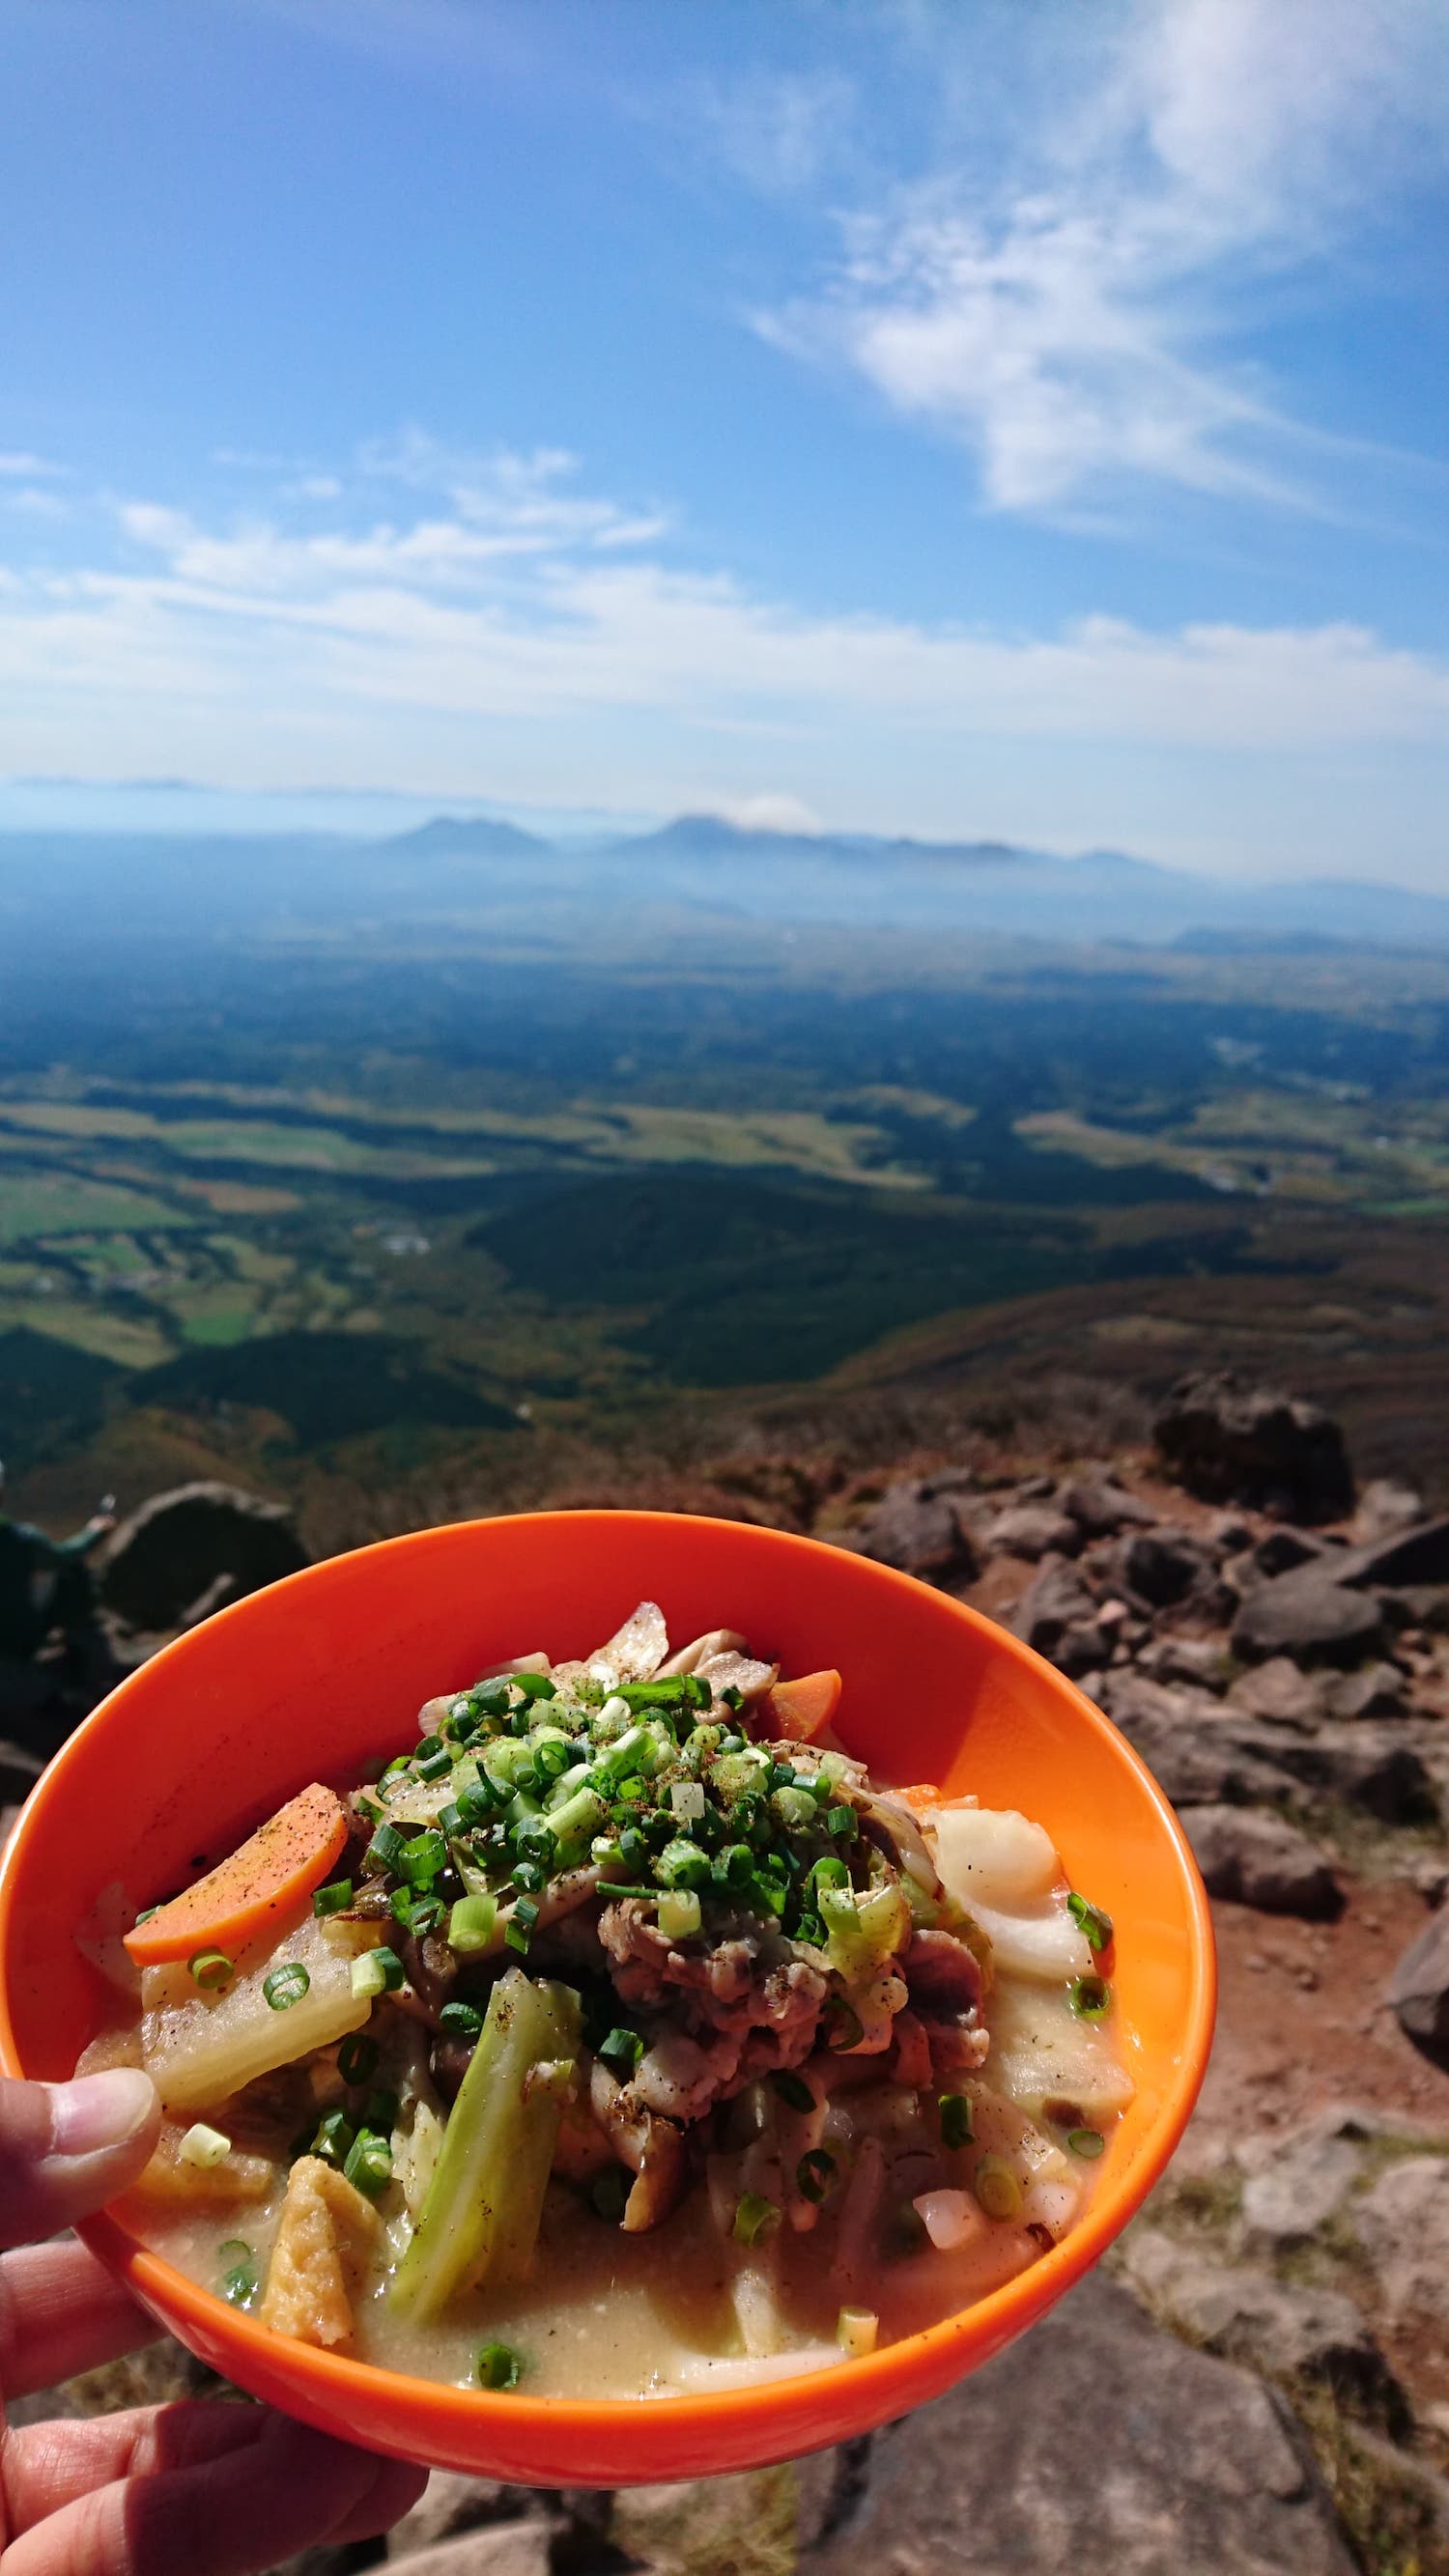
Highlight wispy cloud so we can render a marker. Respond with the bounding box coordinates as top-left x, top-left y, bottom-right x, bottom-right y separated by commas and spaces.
753, 0, 1449, 519
1, 439, 1446, 878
